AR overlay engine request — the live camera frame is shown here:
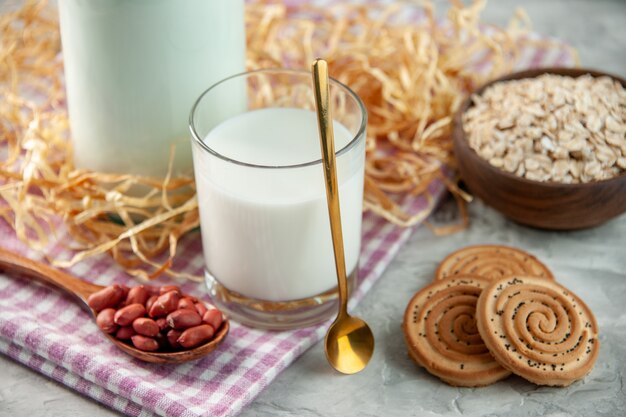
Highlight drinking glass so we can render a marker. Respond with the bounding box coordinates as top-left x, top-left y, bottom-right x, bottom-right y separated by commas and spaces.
189, 69, 367, 329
